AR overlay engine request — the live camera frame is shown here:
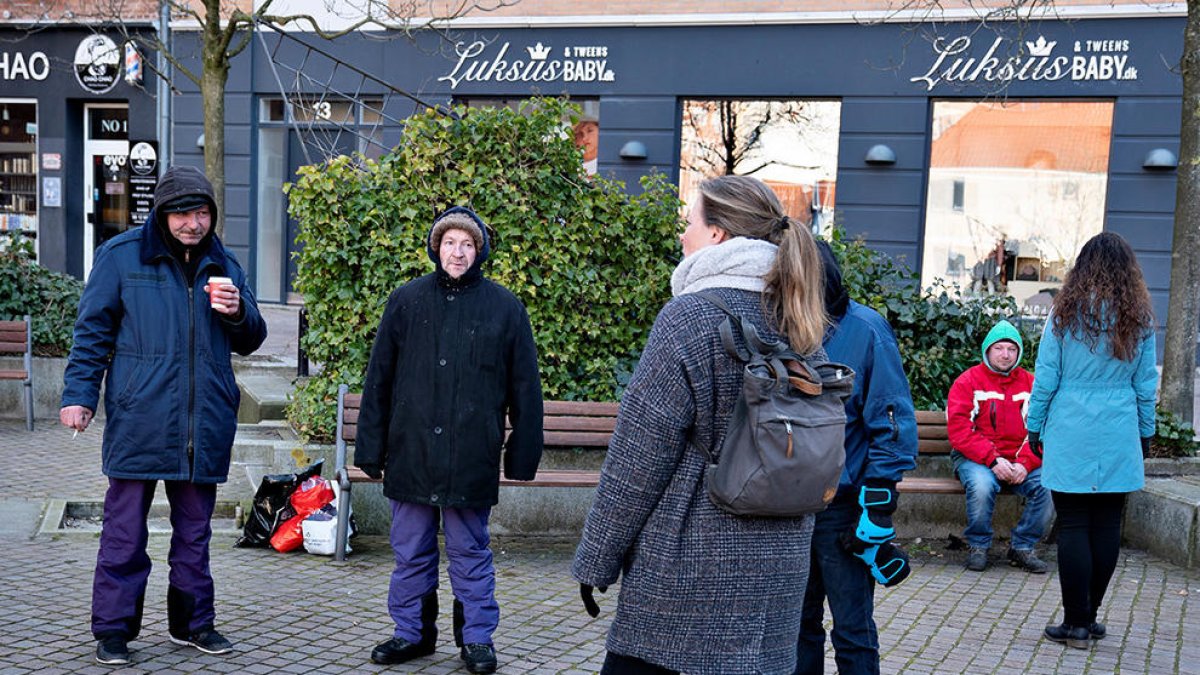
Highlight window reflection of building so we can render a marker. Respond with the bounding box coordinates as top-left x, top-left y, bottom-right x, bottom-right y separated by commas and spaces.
573, 118, 599, 174
921, 100, 1114, 308
678, 99, 840, 232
